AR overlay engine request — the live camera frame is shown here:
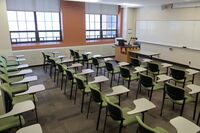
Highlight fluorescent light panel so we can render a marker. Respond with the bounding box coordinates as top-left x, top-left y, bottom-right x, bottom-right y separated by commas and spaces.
120, 3, 141, 7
